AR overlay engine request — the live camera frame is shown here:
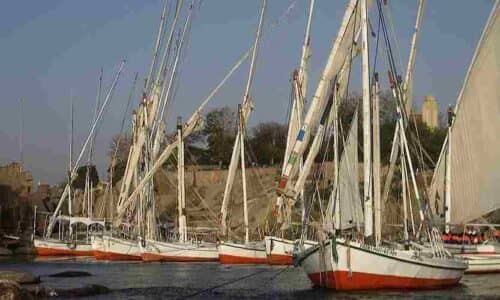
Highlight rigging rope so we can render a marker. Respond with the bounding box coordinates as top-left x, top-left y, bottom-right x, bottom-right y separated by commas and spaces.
178, 268, 272, 299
